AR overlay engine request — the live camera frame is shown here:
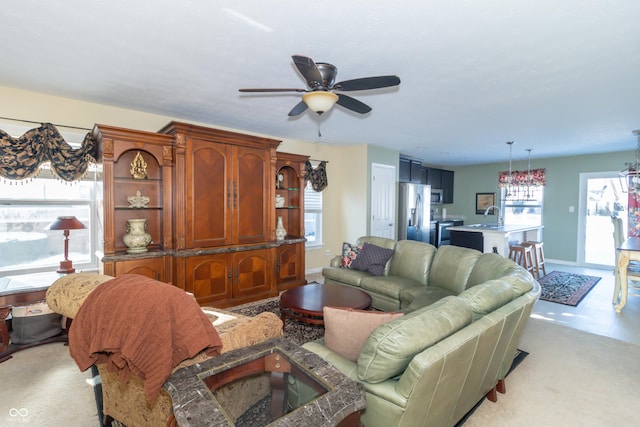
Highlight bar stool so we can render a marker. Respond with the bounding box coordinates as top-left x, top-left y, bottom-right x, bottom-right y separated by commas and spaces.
508, 244, 535, 276
522, 241, 546, 279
